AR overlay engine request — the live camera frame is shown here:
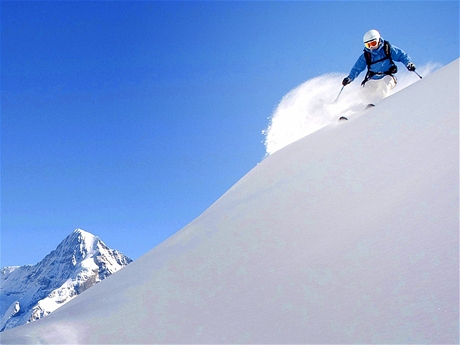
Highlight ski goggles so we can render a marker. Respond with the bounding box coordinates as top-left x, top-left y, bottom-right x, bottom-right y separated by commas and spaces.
365, 39, 379, 49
